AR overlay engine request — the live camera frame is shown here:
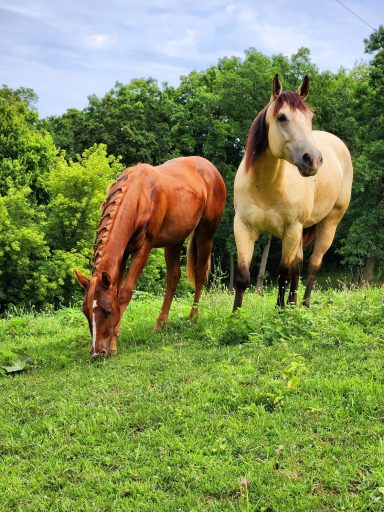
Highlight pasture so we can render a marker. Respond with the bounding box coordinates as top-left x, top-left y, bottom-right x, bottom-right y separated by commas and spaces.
1, 286, 383, 511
